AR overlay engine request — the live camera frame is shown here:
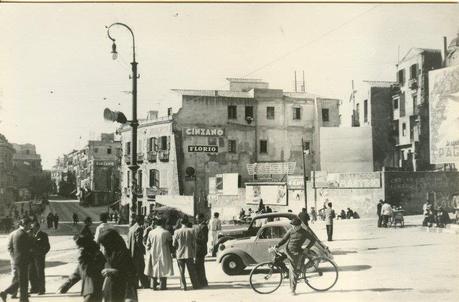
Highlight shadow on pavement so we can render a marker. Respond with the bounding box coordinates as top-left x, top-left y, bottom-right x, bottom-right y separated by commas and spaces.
334, 238, 383, 241
338, 264, 372, 272
332, 250, 358, 255
300, 287, 413, 295
0, 260, 67, 274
